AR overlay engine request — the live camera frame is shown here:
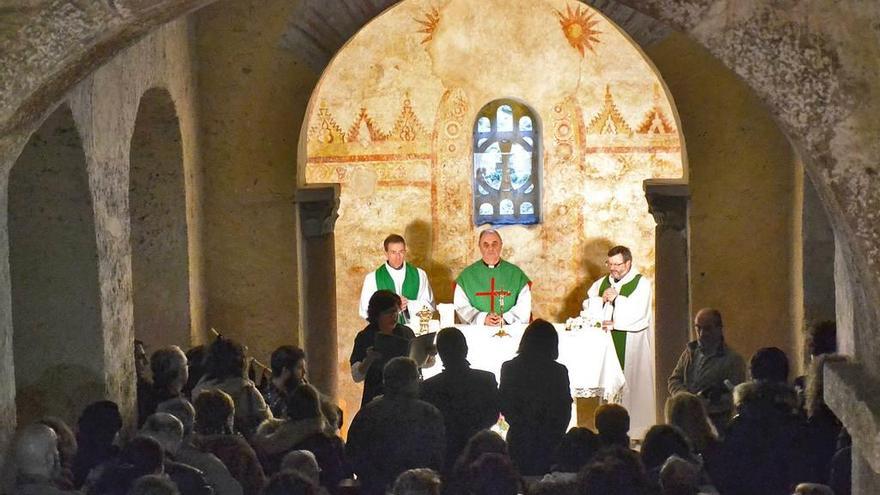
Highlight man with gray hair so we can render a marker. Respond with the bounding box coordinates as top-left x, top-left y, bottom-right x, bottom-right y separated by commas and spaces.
157, 399, 242, 495
12, 423, 70, 495
347, 357, 446, 495
140, 413, 214, 495
454, 229, 531, 326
